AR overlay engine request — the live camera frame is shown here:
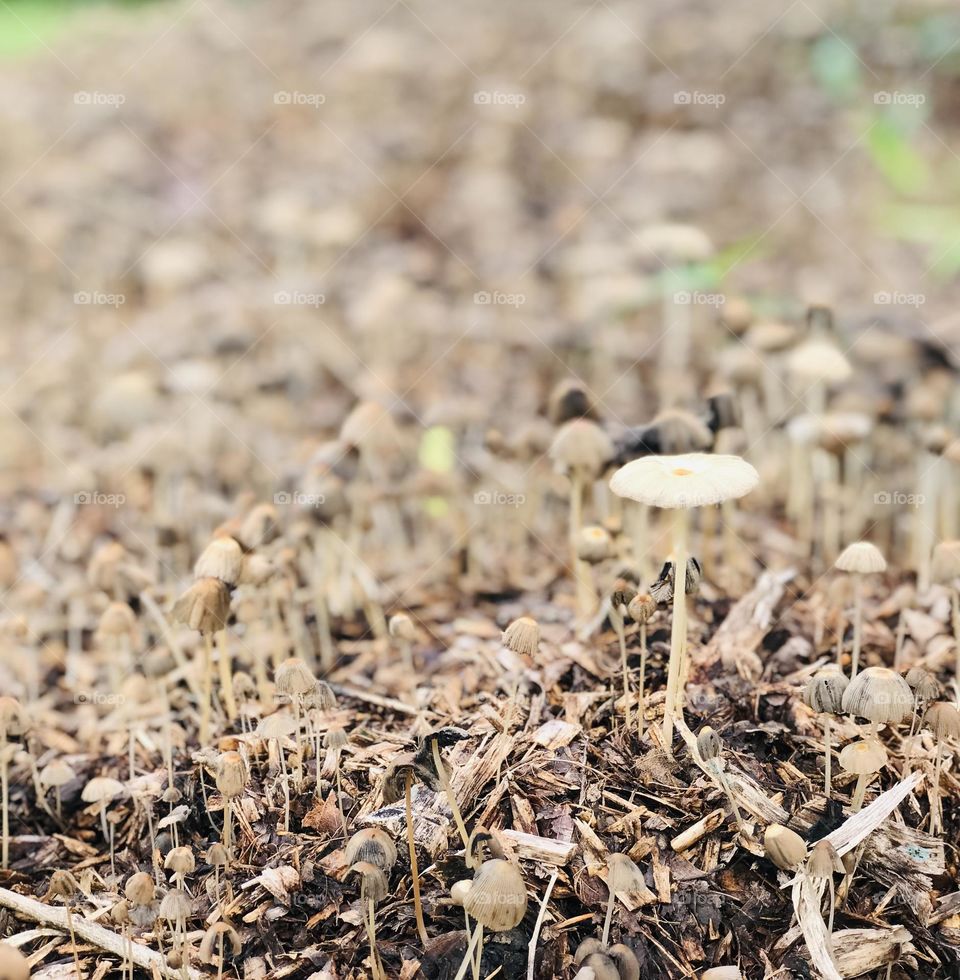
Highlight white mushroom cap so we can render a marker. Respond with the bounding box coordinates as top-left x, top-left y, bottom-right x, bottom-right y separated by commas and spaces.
787, 339, 852, 383
609, 453, 759, 509
835, 541, 887, 575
